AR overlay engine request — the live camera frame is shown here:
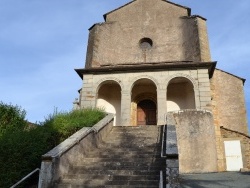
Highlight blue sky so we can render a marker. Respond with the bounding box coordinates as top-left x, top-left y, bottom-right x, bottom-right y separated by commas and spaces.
0, 0, 249, 130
